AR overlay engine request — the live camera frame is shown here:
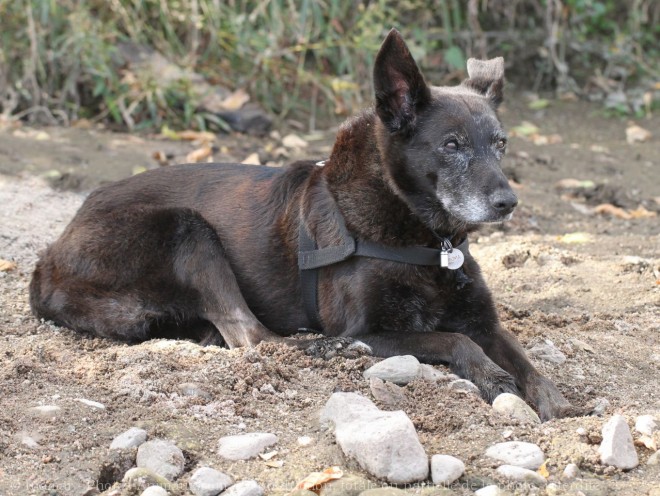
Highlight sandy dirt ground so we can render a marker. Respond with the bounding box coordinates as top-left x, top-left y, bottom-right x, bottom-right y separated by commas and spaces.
0, 98, 659, 496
